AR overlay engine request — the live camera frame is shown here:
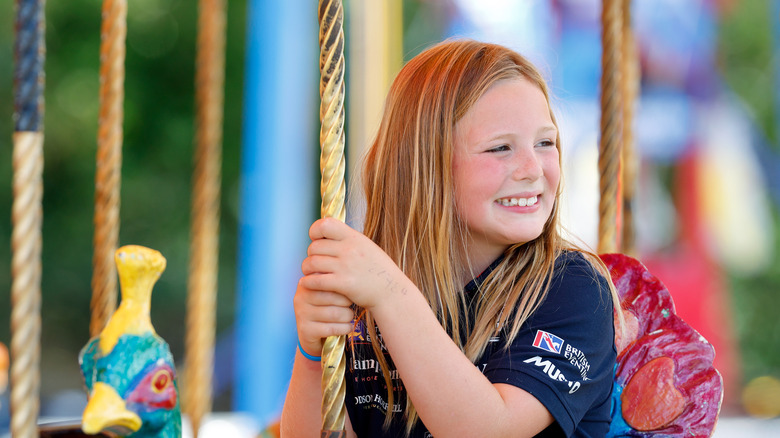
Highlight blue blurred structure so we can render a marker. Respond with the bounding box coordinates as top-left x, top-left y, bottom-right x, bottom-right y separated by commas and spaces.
770, 0, 780, 205
234, 0, 317, 427
0, 394, 7, 435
